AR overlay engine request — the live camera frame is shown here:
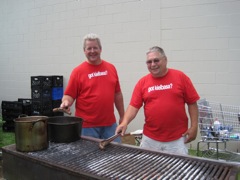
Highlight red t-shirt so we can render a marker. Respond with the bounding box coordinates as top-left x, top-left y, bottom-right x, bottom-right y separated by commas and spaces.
64, 60, 121, 128
130, 69, 200, 142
